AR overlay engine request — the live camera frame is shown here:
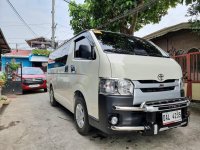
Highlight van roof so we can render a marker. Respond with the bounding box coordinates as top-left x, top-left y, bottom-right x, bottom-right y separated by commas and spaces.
55, 29, 140, 50
56, 29, 89, 49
